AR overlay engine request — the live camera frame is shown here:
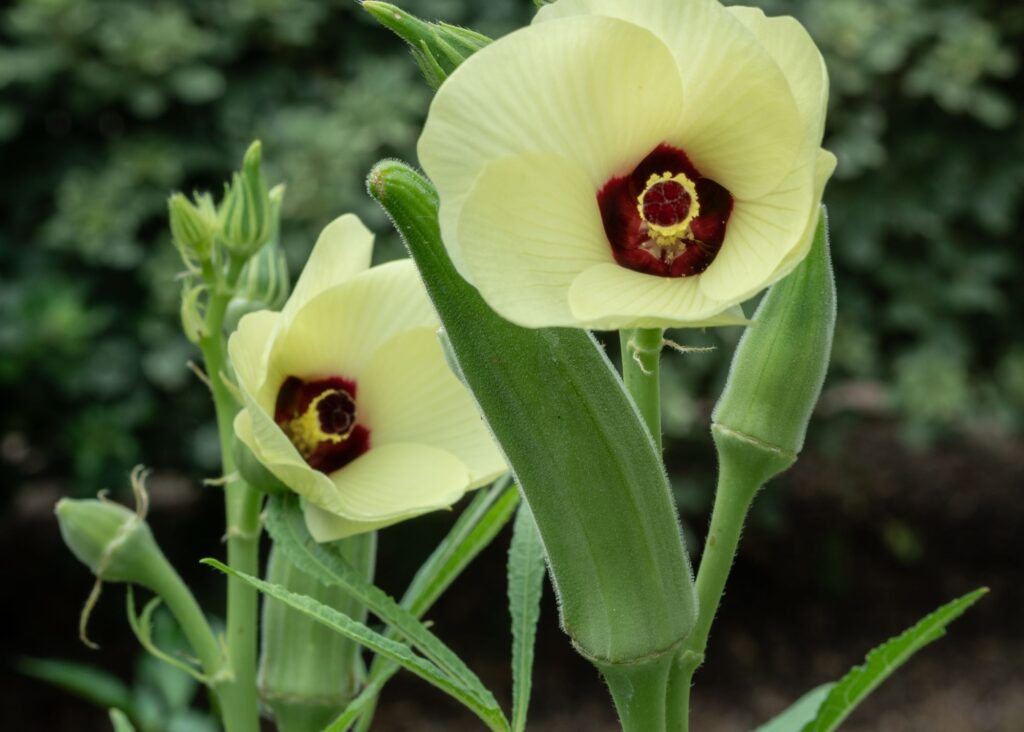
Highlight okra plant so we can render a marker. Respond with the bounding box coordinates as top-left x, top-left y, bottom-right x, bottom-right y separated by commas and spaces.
55, 1, 985, 730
